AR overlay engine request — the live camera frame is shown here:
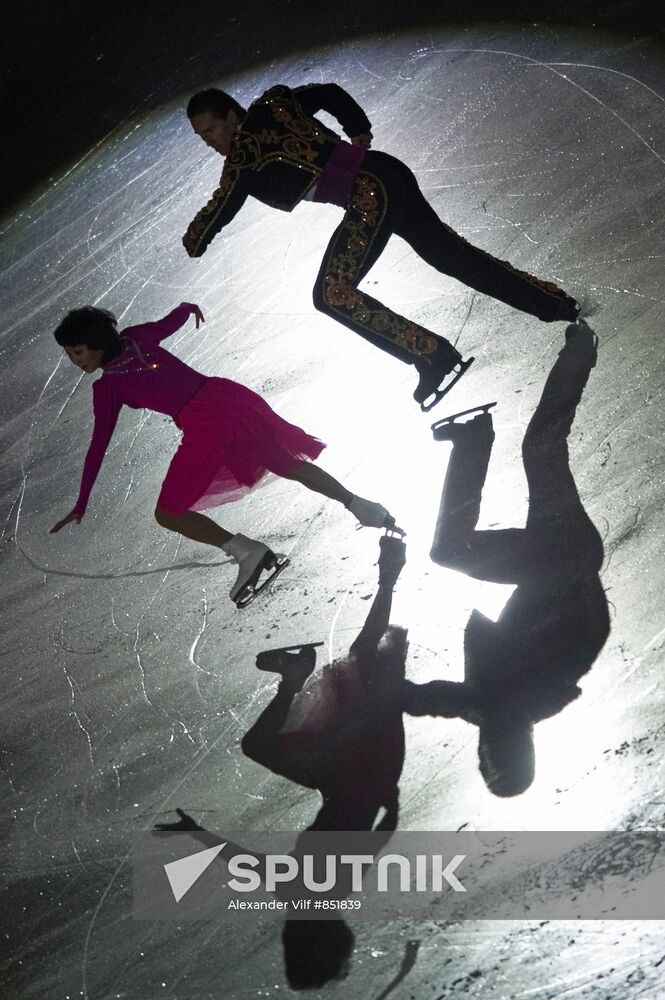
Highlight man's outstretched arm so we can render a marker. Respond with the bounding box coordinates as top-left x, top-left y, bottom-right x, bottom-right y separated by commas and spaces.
294, 83, 372, 141
183, 163, 249, 257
